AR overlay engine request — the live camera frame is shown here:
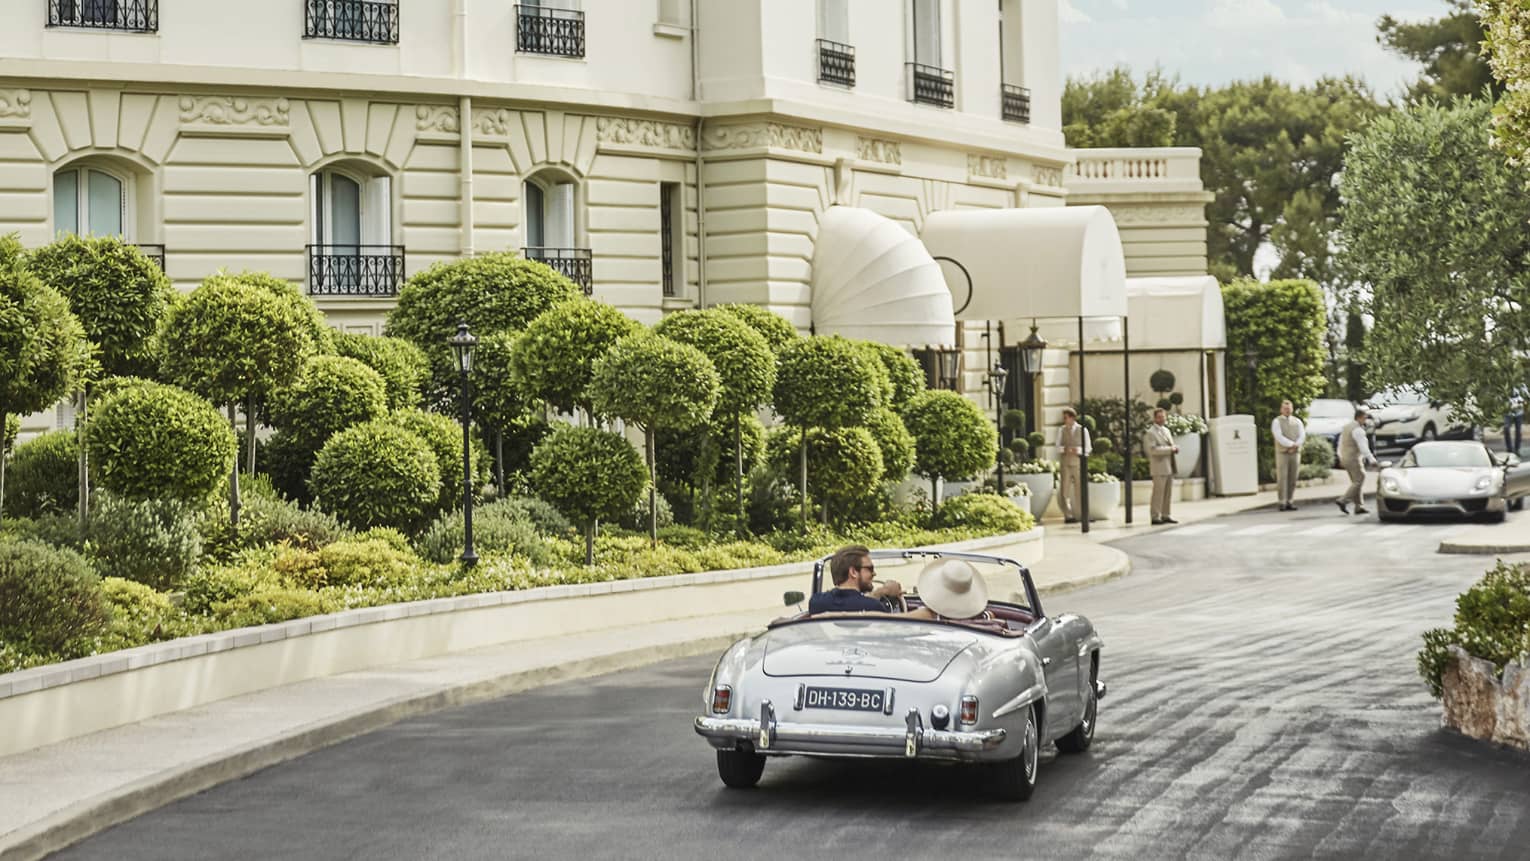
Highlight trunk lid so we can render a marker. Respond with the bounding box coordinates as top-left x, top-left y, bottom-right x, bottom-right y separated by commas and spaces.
762, 619, 977, 683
